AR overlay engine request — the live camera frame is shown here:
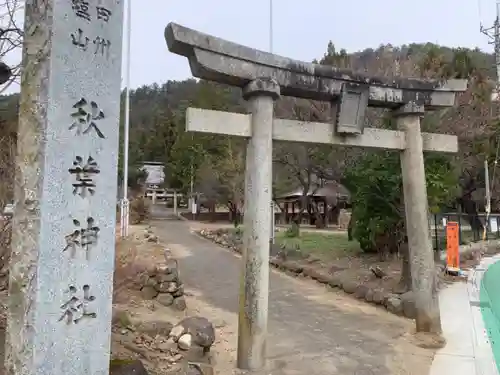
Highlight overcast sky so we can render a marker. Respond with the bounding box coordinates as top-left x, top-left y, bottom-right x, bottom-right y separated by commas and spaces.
132, 0, 498, 88
3, 0, 499, 93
